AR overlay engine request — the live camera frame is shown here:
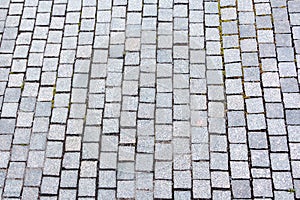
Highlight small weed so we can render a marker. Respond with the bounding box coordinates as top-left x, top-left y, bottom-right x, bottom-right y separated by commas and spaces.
20, 82, 25, 91
220, 47, 224, 55
243, 93, 250, 99
51, 100, 55, 109
222, 70, 226, 76
288, 188, 296, 193
52, 86, 56, 96
221, 19, 233, 23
